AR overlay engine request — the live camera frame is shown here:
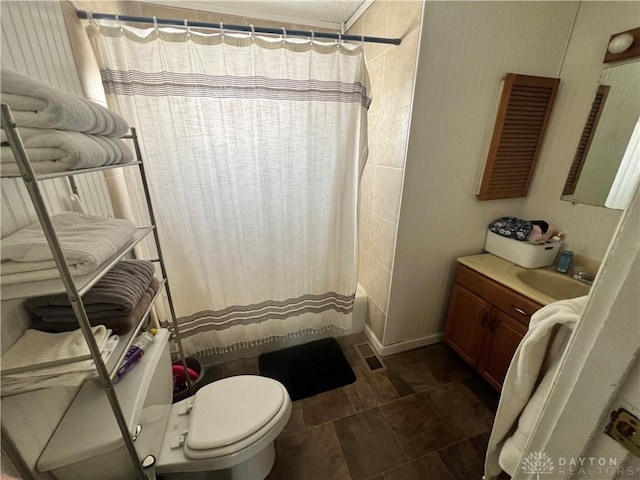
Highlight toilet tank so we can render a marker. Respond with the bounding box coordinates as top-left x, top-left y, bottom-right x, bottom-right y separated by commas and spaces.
37, 329, 173, 480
